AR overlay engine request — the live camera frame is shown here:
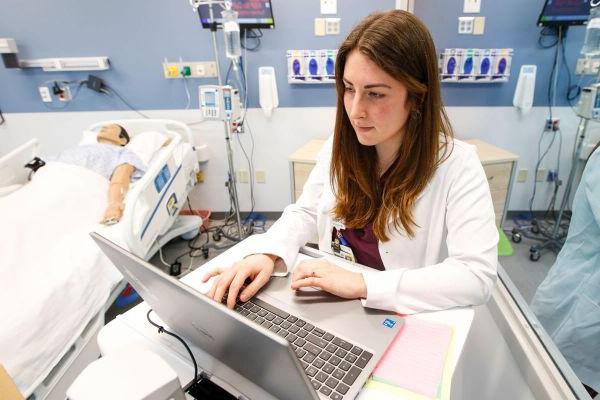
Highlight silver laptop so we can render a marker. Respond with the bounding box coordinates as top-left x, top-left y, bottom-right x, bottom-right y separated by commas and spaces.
91, 232, 402, 400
